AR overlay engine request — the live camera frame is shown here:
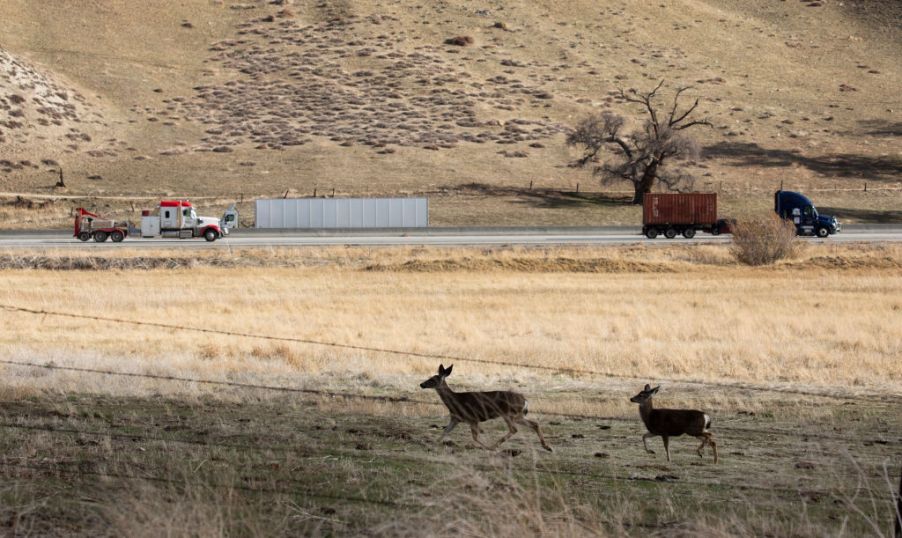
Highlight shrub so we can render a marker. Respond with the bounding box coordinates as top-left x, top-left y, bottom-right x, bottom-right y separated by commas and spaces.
444, 36, 474, 46
731, 214, 800, 266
